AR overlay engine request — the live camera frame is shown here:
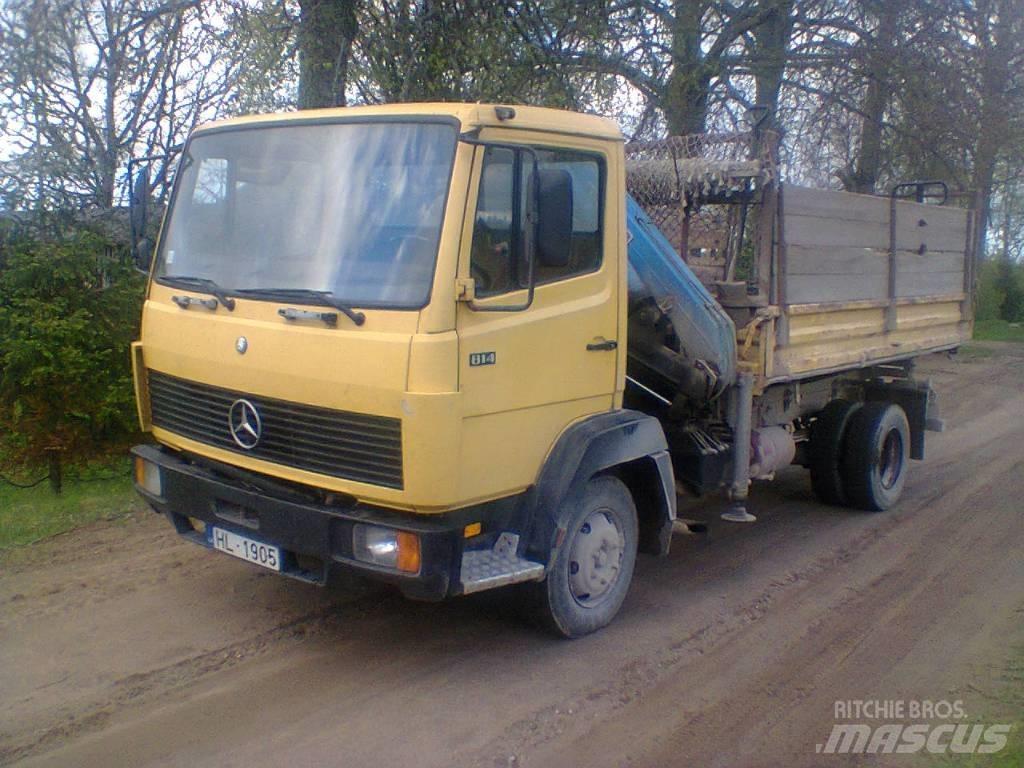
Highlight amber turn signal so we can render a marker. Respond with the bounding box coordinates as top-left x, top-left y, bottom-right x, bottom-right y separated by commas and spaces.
396, 531, 421, 574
